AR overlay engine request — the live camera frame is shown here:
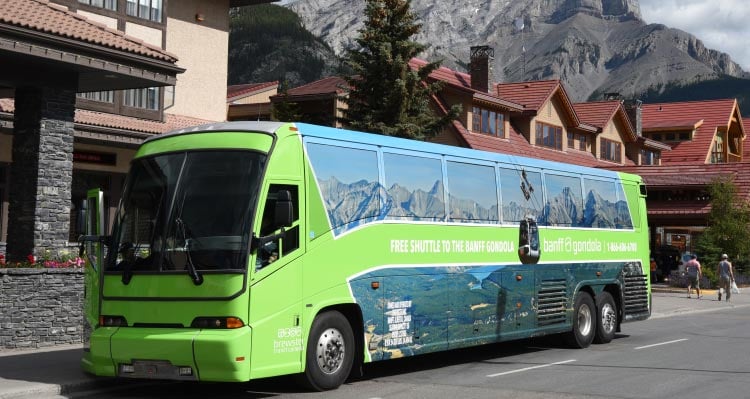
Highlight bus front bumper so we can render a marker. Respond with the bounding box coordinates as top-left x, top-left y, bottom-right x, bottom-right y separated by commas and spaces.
82, 326, 252, 382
